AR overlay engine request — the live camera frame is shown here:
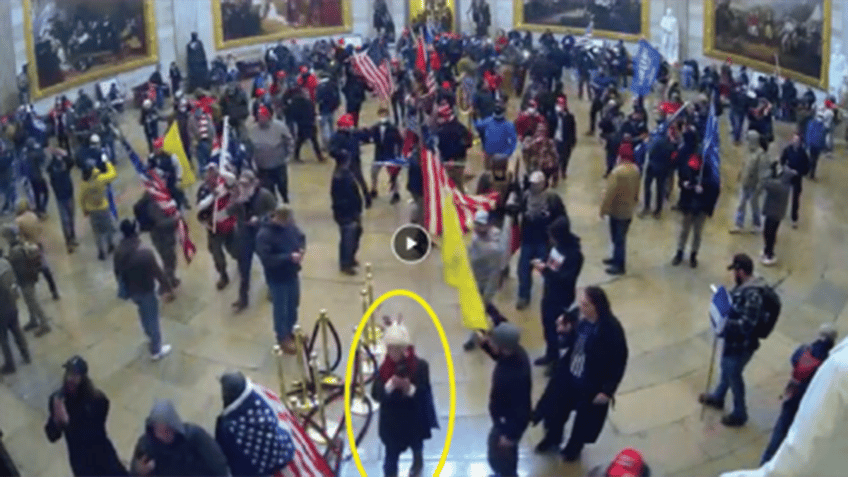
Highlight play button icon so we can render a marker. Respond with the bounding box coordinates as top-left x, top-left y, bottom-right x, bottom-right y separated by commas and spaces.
391, 224, 432, 264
